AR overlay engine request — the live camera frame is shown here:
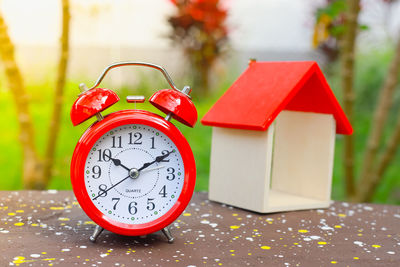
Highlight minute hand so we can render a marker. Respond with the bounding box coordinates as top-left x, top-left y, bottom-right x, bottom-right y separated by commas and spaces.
138, 150, 174, 172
